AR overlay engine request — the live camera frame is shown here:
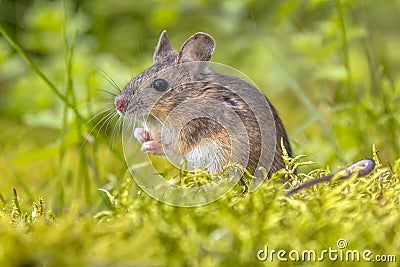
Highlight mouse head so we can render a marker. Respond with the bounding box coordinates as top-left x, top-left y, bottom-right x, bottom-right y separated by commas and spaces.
115, 31, 215, 120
